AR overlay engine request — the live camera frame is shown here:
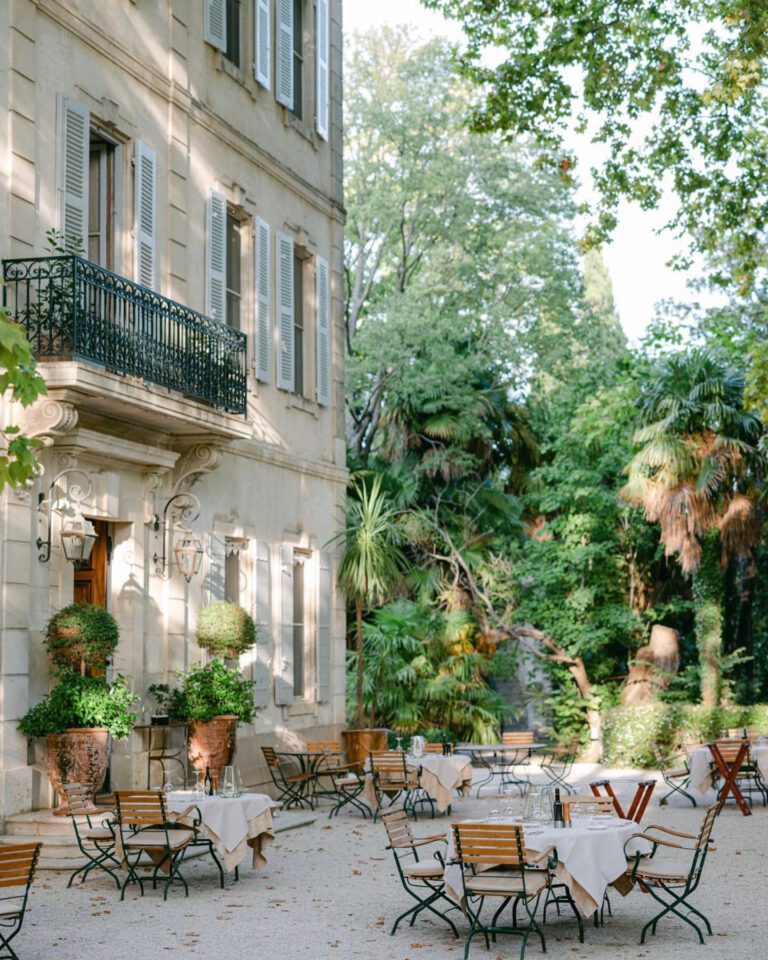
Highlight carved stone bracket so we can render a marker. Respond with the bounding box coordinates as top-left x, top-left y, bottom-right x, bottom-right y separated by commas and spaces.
19, 400, 78, 445
172, 443, 225, 494
143, 469, 171, 524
